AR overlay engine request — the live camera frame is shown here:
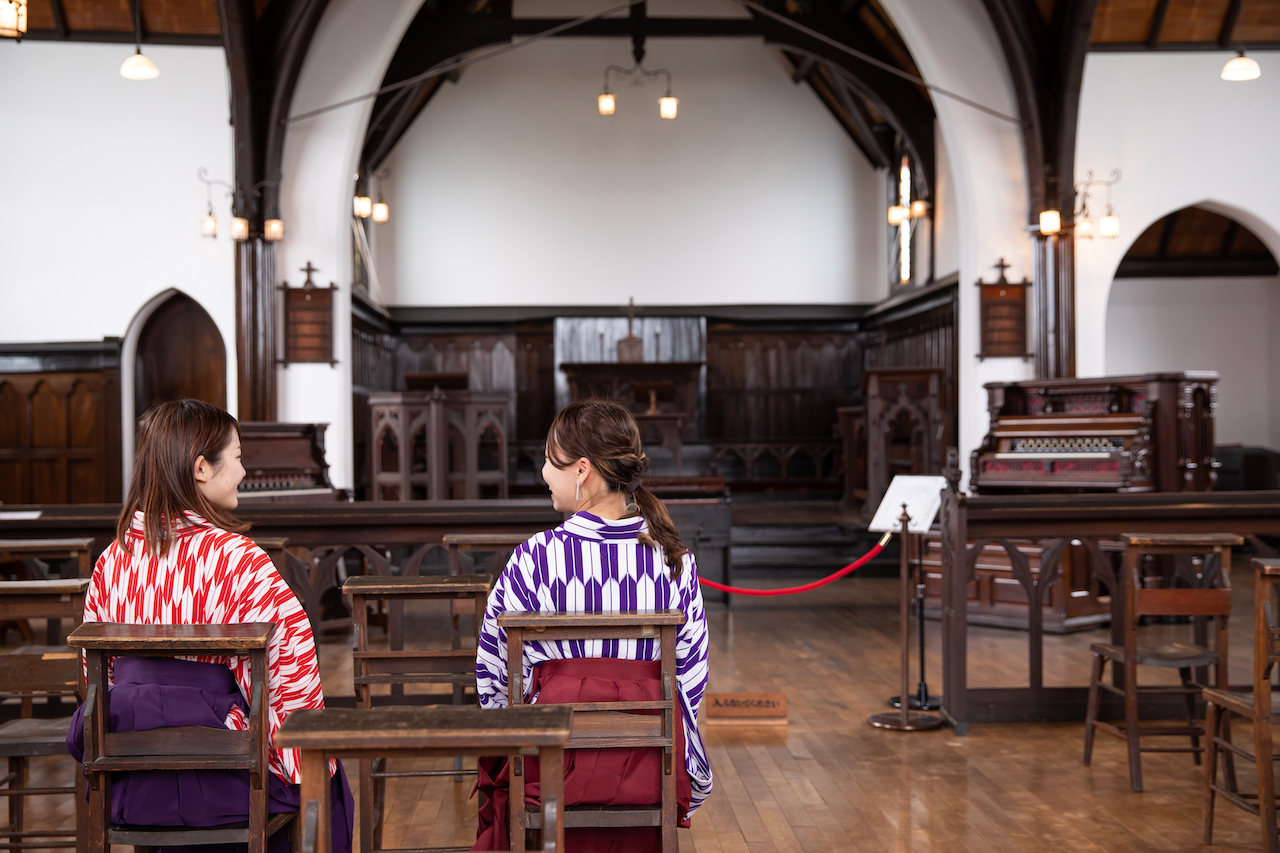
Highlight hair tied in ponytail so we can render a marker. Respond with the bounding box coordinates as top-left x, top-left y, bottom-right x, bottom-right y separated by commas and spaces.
626, 475, 644, 493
